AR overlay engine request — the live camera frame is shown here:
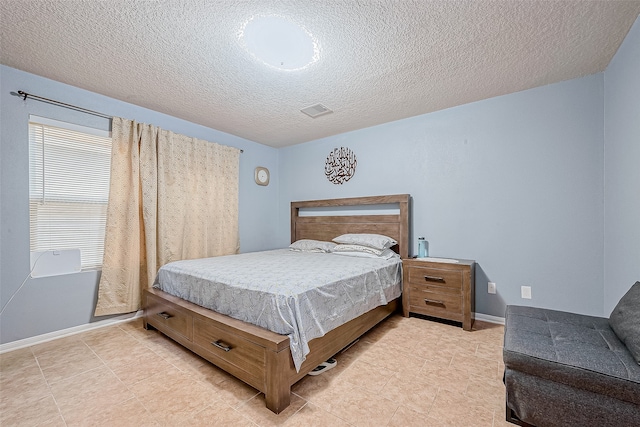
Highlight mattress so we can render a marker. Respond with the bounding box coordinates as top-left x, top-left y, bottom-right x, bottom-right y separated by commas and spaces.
153, 249, 402, 371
